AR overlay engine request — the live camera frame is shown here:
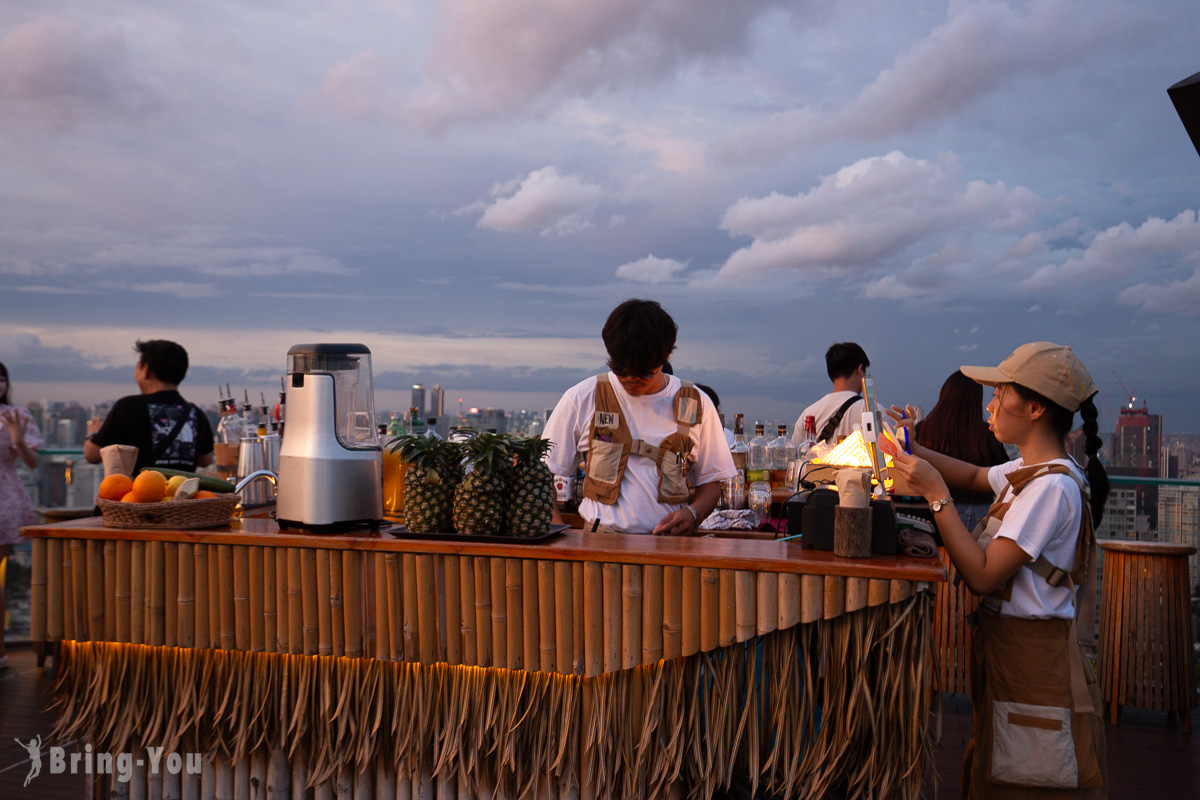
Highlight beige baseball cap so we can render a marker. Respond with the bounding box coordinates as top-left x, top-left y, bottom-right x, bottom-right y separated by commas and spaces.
961, 342, 1097, 412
